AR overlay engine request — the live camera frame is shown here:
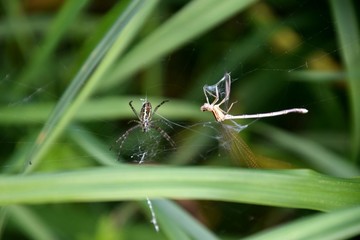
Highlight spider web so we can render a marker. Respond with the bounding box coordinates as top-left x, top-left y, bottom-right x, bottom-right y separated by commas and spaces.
115, 122, 176, 164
